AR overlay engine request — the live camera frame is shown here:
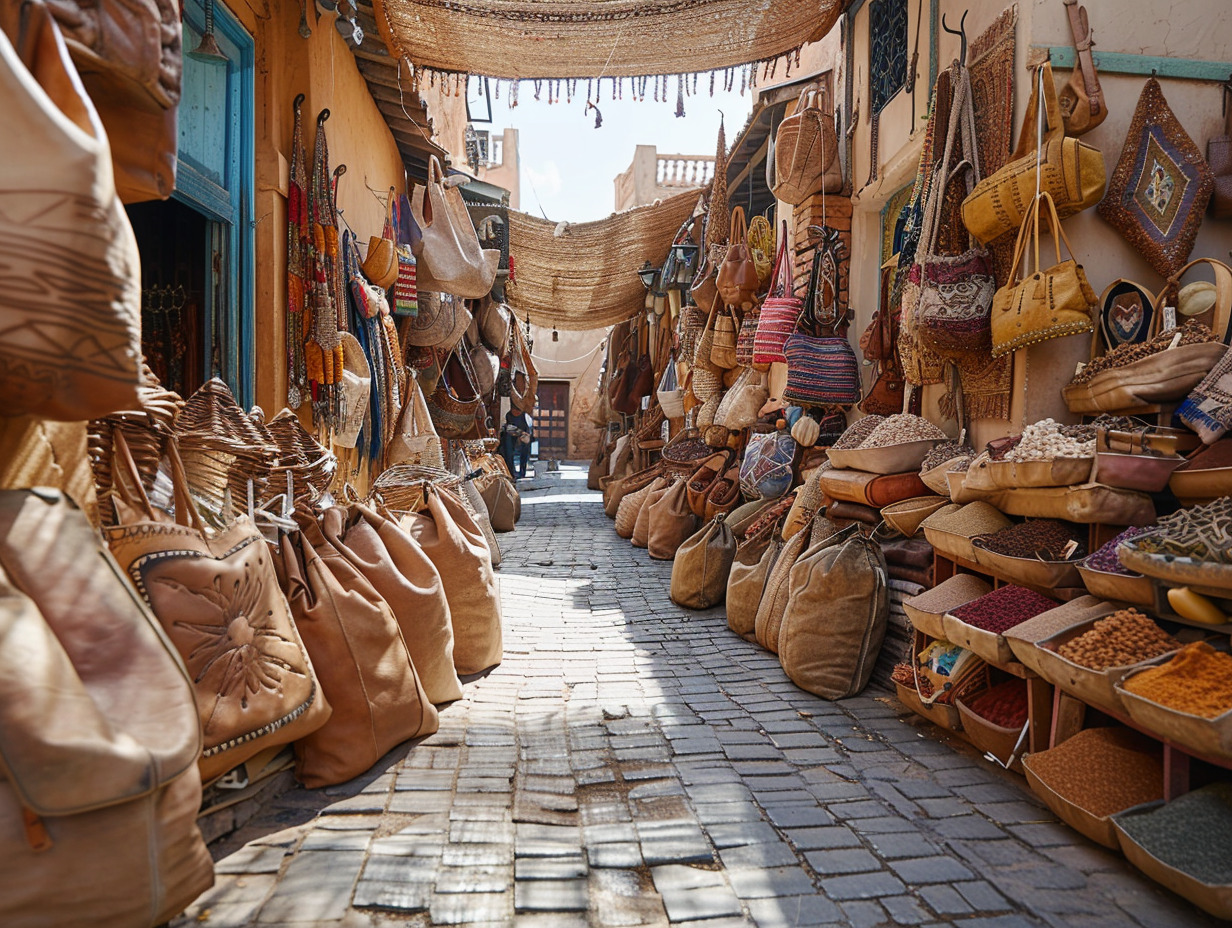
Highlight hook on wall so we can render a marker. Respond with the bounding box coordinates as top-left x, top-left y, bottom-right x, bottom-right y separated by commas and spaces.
942, 9, 969, 67
317, 107, 331, 125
